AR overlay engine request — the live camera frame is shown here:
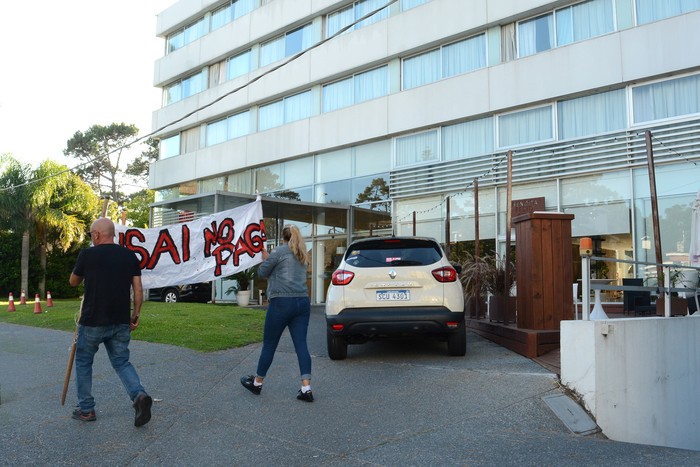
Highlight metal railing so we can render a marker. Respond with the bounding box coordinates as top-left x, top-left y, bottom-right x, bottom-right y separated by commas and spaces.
580, 255, 700, 320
